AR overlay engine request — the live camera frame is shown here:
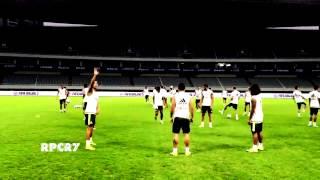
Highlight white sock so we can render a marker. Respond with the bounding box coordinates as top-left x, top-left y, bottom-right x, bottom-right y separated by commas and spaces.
313, 122, 317, 126
86, 140, 90, 146
309, 121, 312, 125
90, 137, 93, 142
209, 122, 212, 126
236, 114, 239, 119
201, 122, 204, 126
173, 147, 178, 153
185, 147, 190, 152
